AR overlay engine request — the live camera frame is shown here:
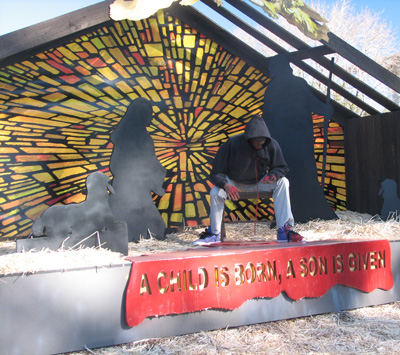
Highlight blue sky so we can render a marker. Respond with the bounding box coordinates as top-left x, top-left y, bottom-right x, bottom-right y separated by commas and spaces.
0, 0, 399, 36
0, 0, 100, 35
324, 0, 400, 30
